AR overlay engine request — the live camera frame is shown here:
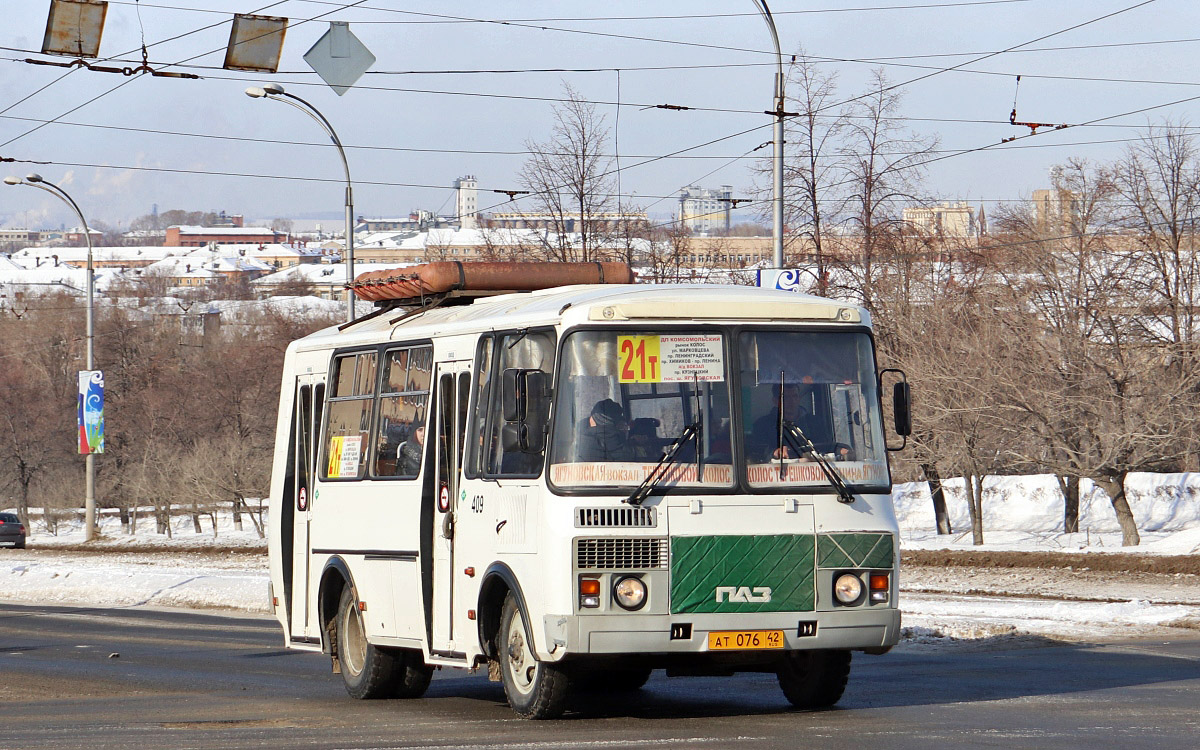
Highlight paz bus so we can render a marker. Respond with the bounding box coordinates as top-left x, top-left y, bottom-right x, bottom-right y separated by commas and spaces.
267, 262, 912, 719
